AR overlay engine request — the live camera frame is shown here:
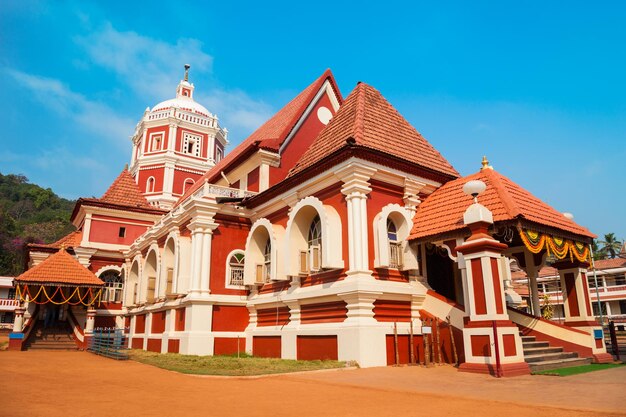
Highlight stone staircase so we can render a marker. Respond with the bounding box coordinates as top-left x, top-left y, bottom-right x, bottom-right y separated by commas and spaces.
24, 321, 77, 351
521, 334, 591, 372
